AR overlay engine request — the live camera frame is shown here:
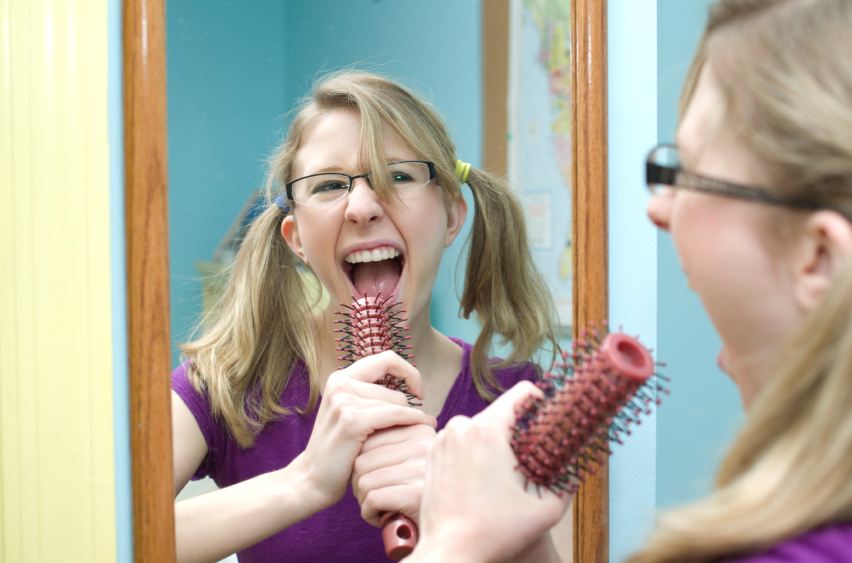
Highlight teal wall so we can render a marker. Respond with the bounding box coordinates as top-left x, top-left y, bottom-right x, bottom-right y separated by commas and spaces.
167, 0, 289, 366
655, 0, 745, 510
